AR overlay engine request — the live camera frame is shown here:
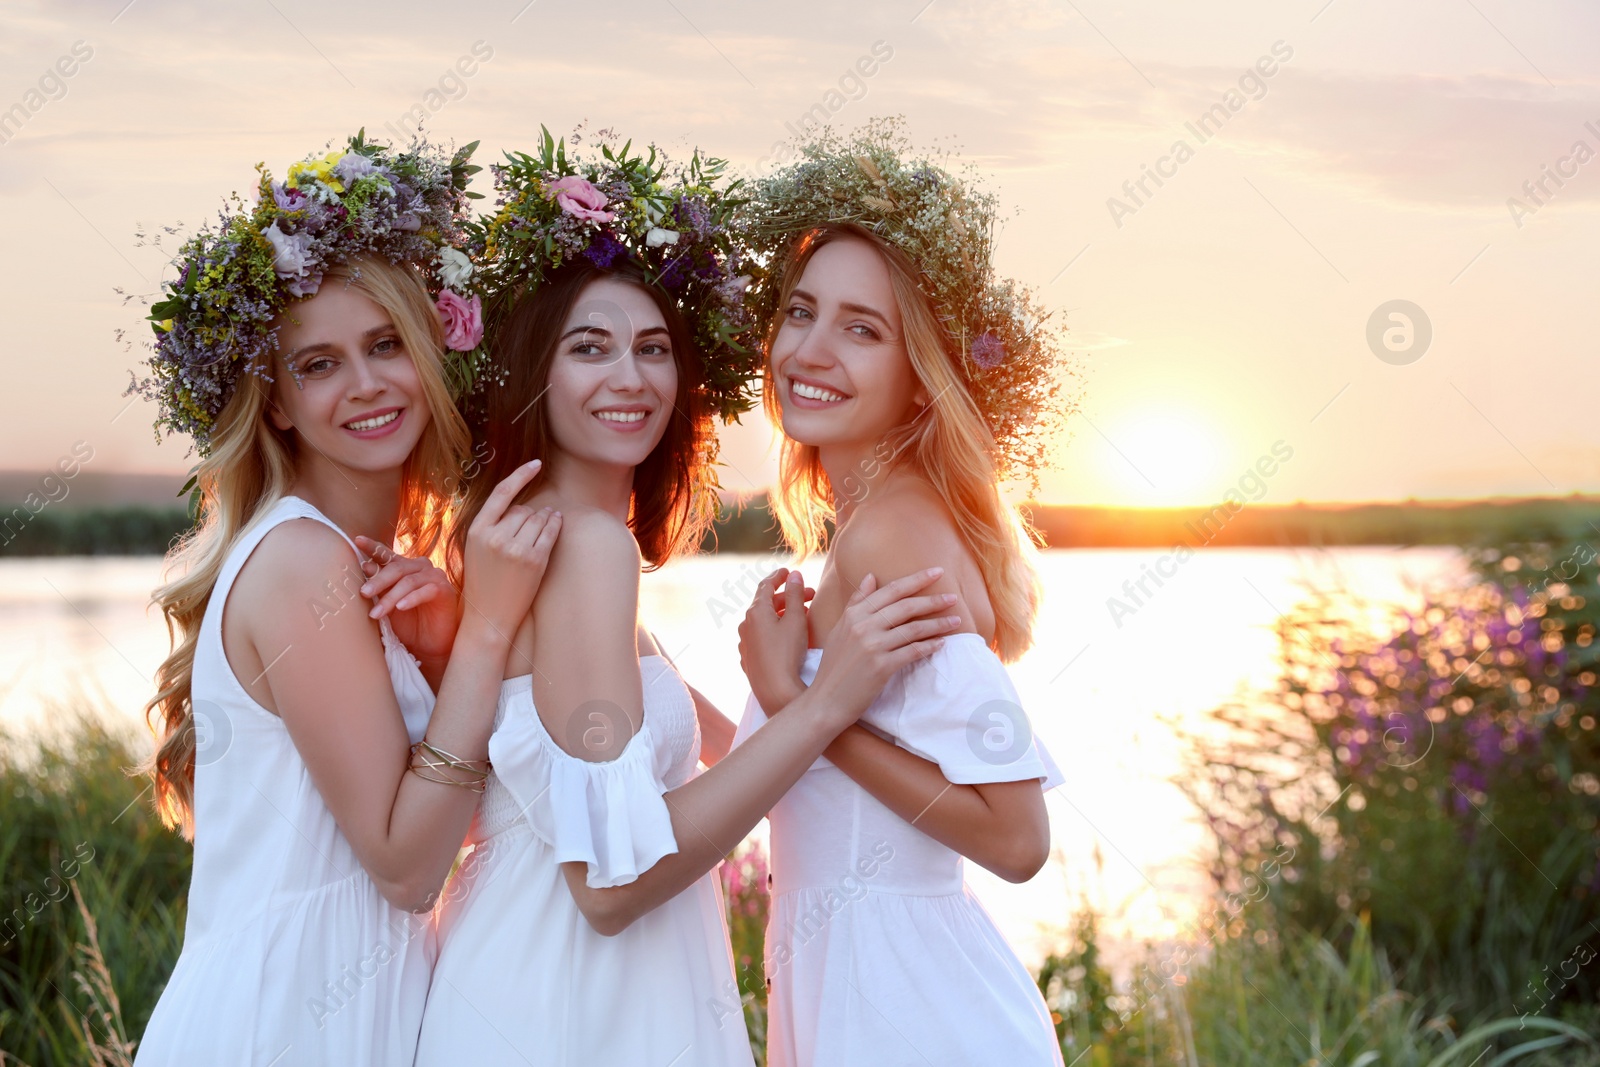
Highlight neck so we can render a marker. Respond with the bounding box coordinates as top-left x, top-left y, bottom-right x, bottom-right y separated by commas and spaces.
288, 455, 404, 546
543, 450, 635, 523
819, 439, 899, 528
